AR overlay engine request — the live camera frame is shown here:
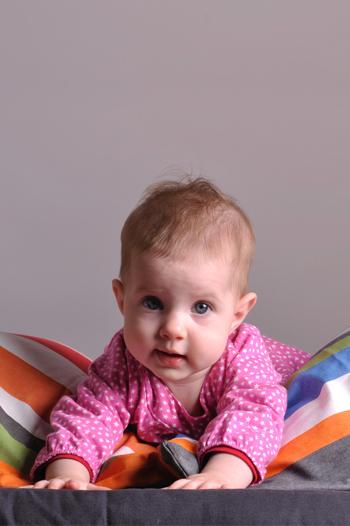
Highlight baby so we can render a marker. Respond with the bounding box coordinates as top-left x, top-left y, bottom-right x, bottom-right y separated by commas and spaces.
30, 177, 310, 490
